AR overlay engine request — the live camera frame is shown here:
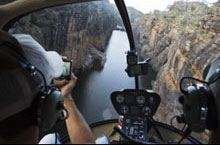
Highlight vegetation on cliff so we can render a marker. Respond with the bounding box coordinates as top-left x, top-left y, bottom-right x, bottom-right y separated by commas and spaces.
10, 1, 120, 73
132, 1, 220, 142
